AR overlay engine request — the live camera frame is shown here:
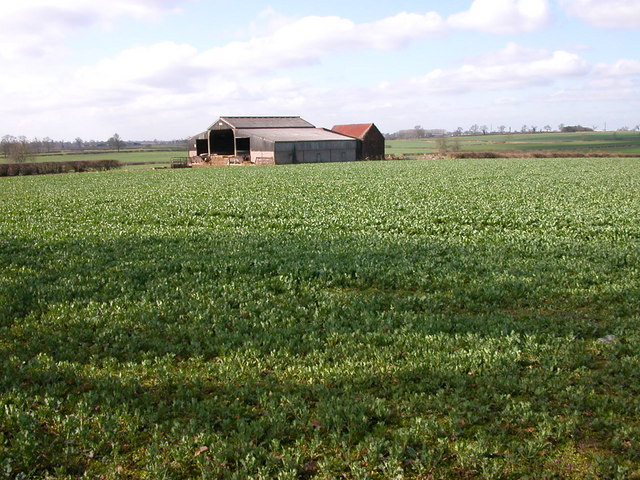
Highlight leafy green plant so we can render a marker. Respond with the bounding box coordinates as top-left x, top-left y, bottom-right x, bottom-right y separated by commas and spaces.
0, 158, 639, 478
